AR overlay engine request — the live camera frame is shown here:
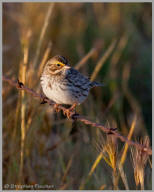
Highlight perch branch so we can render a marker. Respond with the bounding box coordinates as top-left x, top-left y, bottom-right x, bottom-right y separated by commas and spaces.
3, 75, 152, 155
